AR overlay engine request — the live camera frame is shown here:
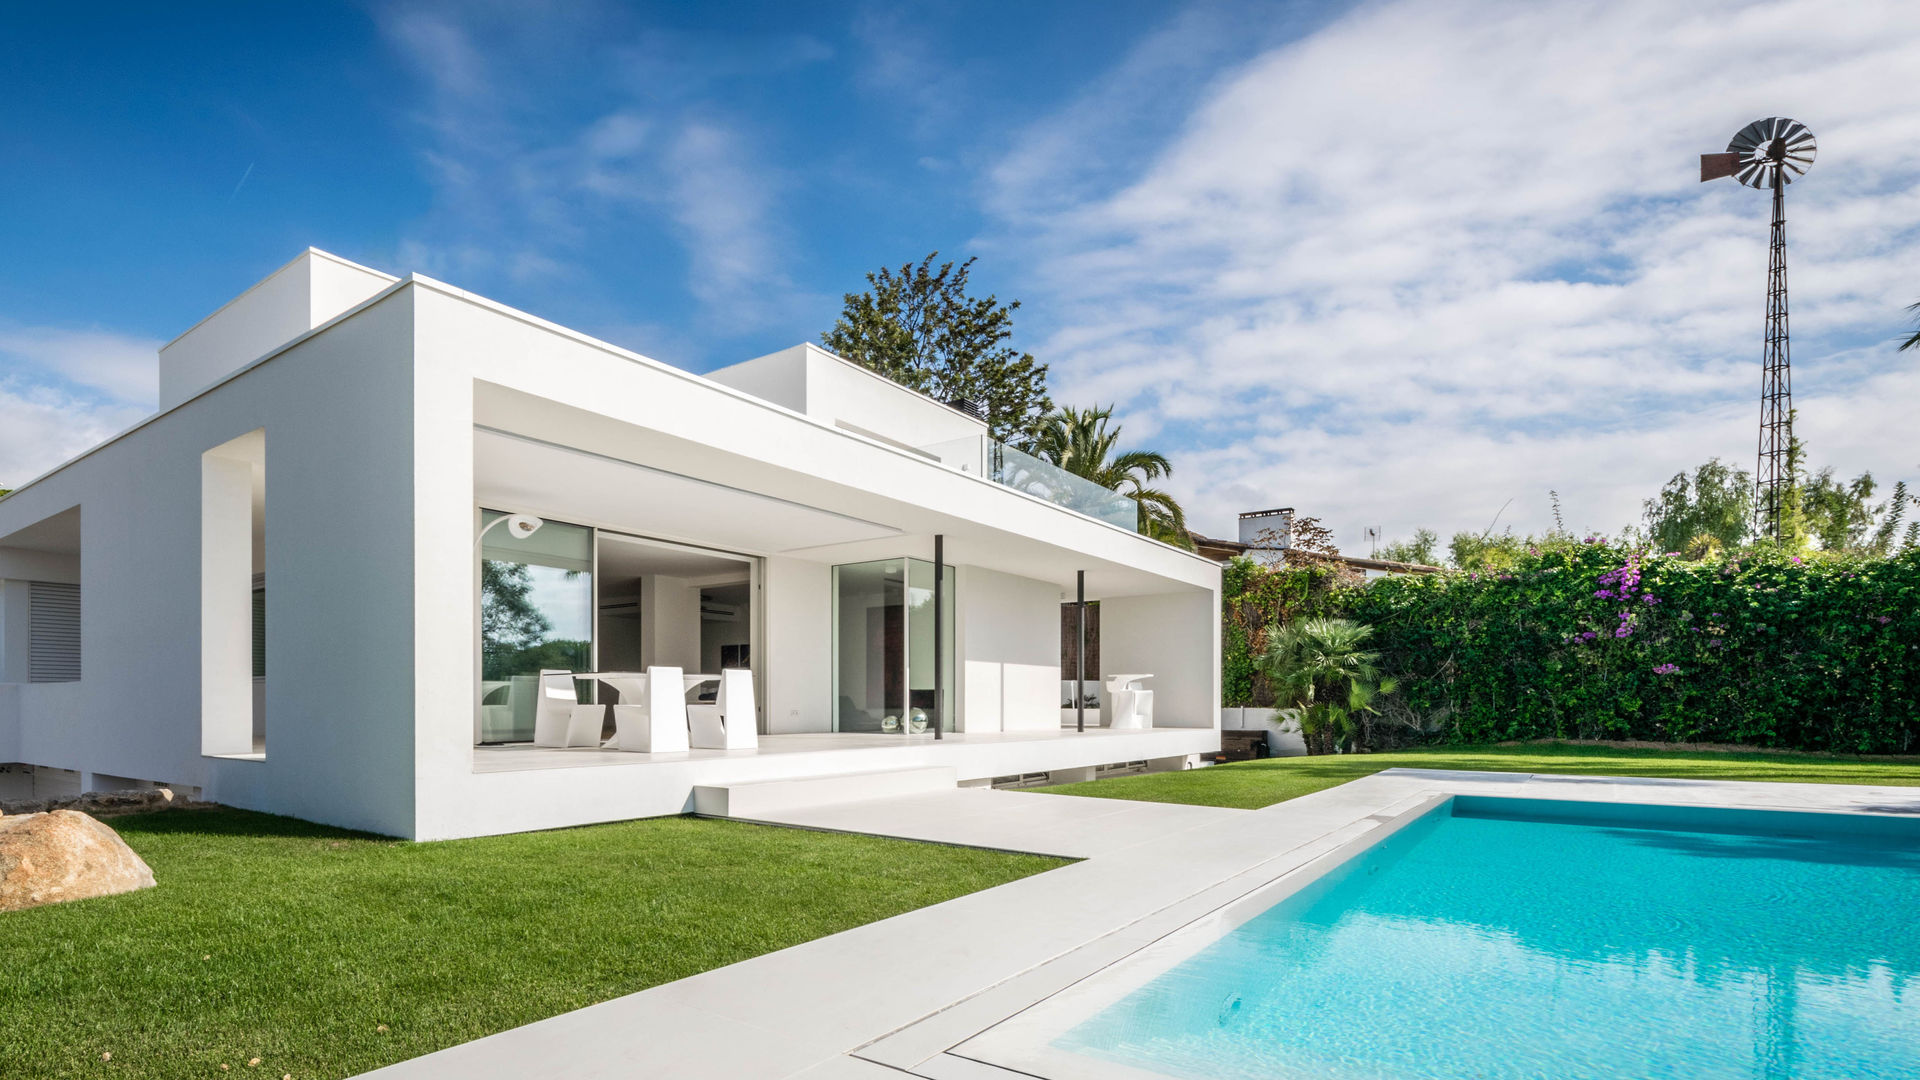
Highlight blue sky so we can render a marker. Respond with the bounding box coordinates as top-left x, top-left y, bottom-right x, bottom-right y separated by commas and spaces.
4, 0, 1919, 548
